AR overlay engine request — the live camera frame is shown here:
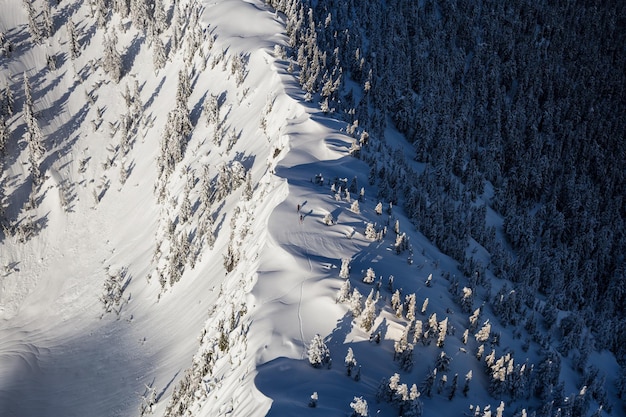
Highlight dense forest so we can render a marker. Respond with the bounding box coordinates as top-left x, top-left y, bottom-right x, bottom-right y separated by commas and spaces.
266, 0, 626, 365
